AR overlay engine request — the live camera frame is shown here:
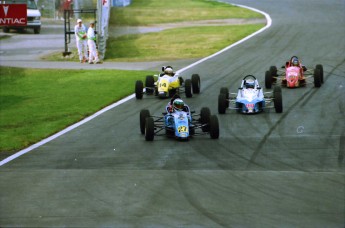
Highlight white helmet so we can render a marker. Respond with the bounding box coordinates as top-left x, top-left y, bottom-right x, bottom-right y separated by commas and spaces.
245, 79, 255, 89
164, 67, 174, 76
